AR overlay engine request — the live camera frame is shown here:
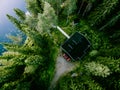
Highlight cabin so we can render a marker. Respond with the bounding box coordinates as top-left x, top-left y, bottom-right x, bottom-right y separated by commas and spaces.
61, 32, 91, 61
